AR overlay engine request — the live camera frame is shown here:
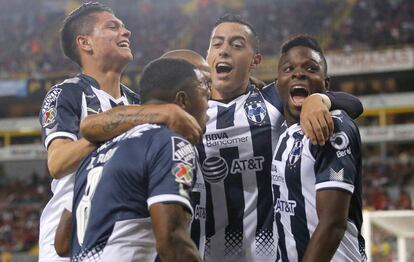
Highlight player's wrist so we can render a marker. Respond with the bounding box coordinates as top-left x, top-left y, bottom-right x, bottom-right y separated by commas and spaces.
309, 93, 331, 110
